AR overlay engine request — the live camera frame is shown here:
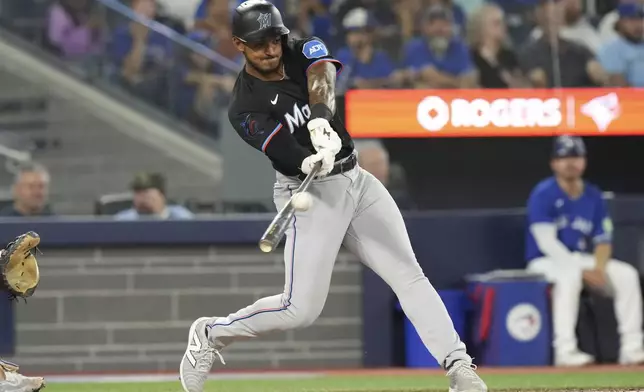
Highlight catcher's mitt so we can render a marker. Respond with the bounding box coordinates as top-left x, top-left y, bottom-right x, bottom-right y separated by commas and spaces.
0, 231, 40, 301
